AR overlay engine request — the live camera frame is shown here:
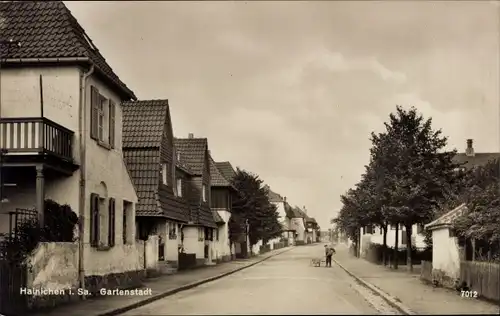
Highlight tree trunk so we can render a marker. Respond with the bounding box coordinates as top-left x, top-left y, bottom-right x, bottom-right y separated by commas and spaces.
382, 224, 388, 266
406, 224, 413, 272
394, 224, 399, 269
